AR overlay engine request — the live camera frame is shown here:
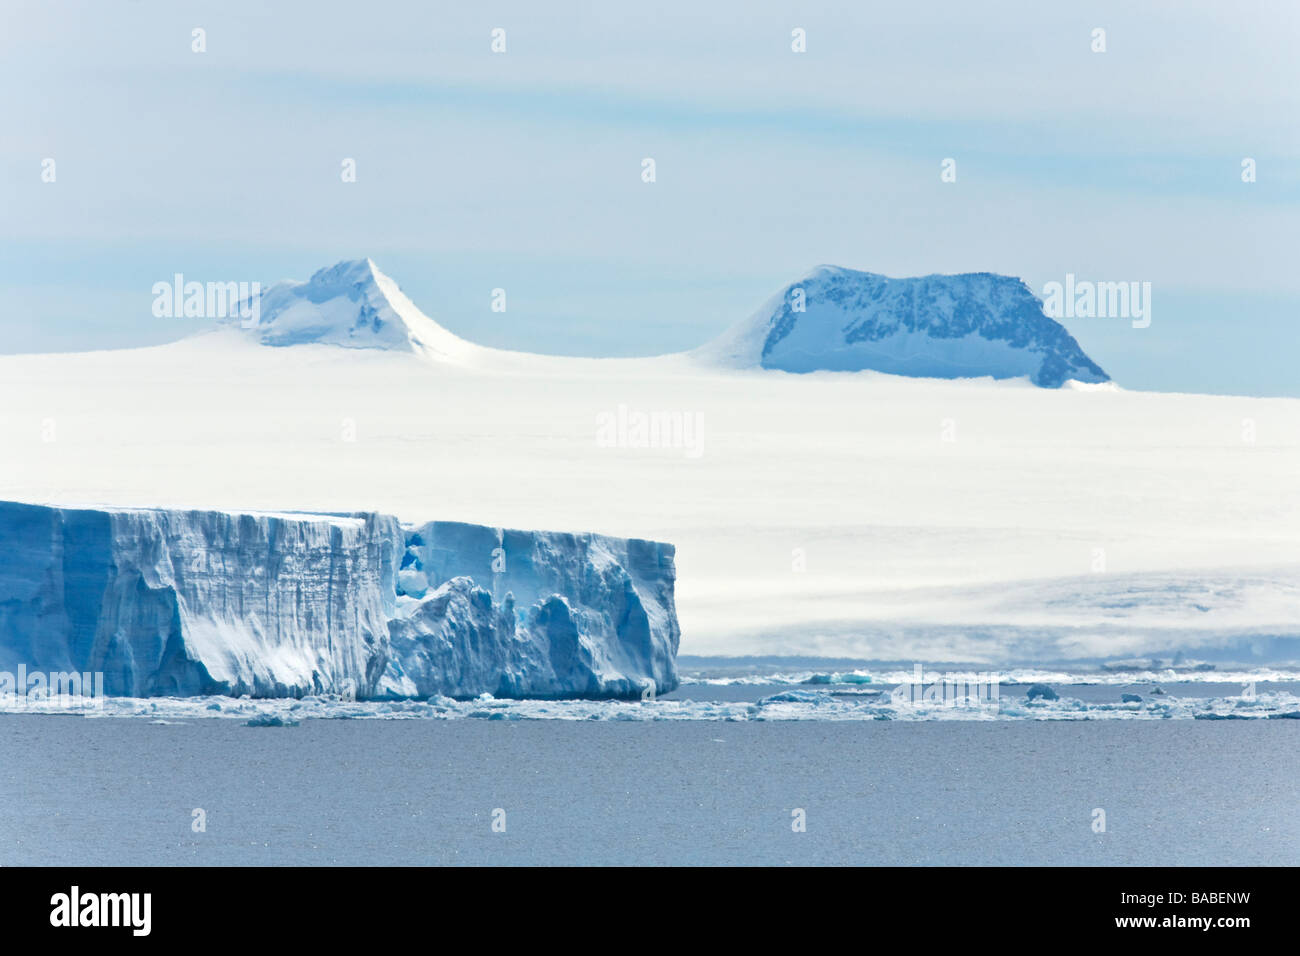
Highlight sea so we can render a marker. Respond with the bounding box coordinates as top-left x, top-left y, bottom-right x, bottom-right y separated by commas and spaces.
1, 657, 1297, 865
